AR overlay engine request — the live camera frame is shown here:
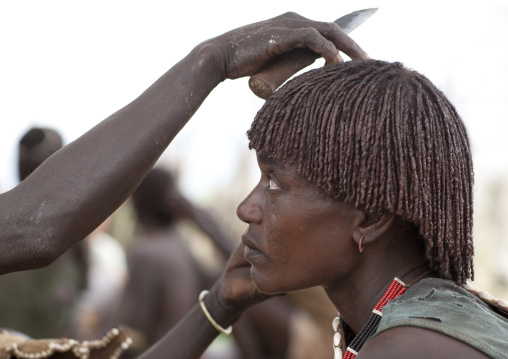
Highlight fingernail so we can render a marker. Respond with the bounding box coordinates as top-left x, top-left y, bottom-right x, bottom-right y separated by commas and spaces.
364, 52, 371, 60
336, 53, 343, 62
